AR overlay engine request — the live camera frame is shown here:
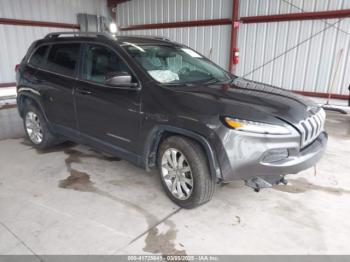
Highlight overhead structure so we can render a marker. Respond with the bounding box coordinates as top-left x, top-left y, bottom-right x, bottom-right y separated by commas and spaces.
0, 0, 349, 101
115, 0, 350, 101
0, 0, 108, 87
